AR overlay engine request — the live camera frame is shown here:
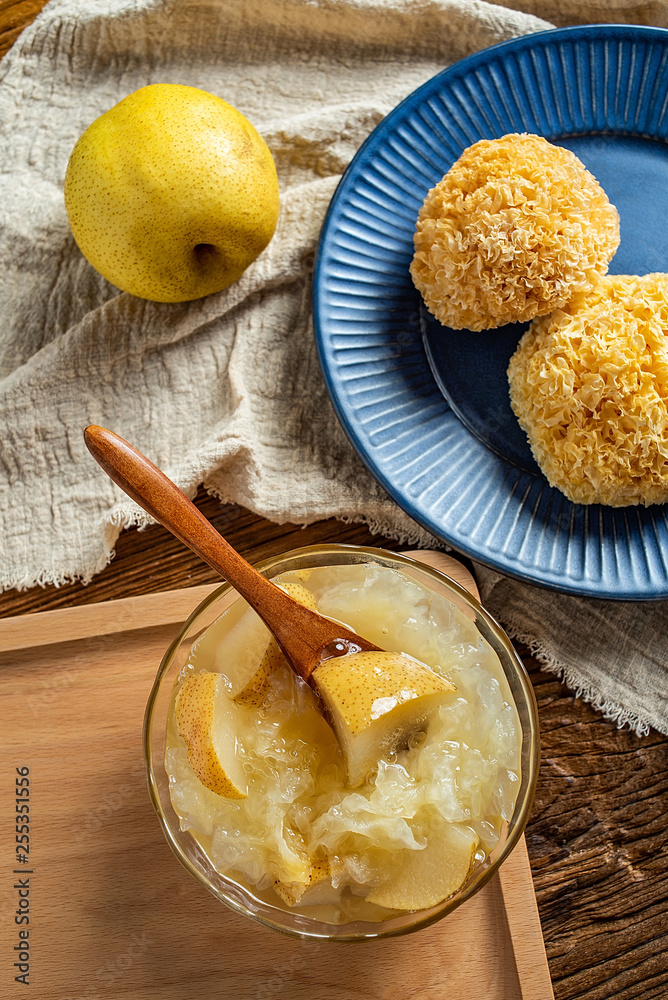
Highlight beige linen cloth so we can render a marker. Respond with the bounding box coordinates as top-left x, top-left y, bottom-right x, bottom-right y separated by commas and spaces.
1, 0, 667, 735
